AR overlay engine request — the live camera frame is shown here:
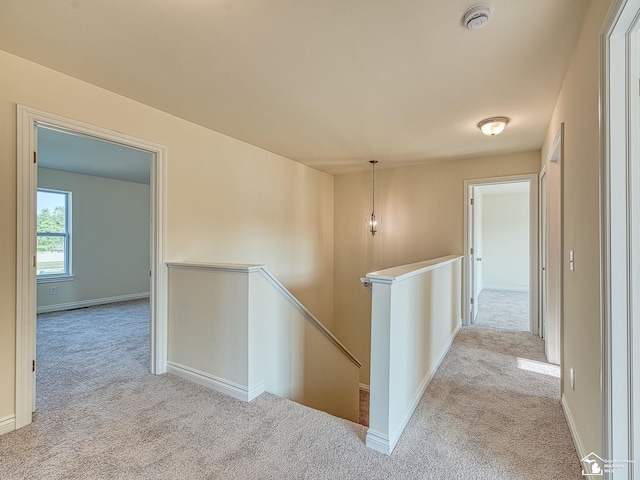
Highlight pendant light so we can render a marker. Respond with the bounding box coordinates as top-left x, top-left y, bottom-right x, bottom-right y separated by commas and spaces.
369, 160, 378, 236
